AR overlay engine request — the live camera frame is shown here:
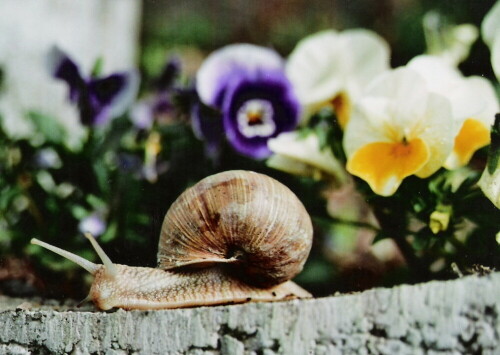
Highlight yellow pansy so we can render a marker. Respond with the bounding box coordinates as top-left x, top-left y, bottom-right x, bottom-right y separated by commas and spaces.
286, 29, 390, 128
343, 68, 454, 196
408, 55, 499, 169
